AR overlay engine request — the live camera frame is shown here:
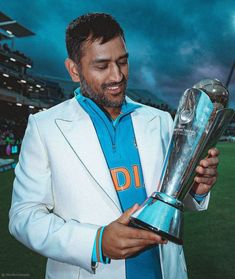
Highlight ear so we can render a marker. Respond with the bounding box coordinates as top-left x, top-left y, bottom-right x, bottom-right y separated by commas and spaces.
64, 58, 81, 82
